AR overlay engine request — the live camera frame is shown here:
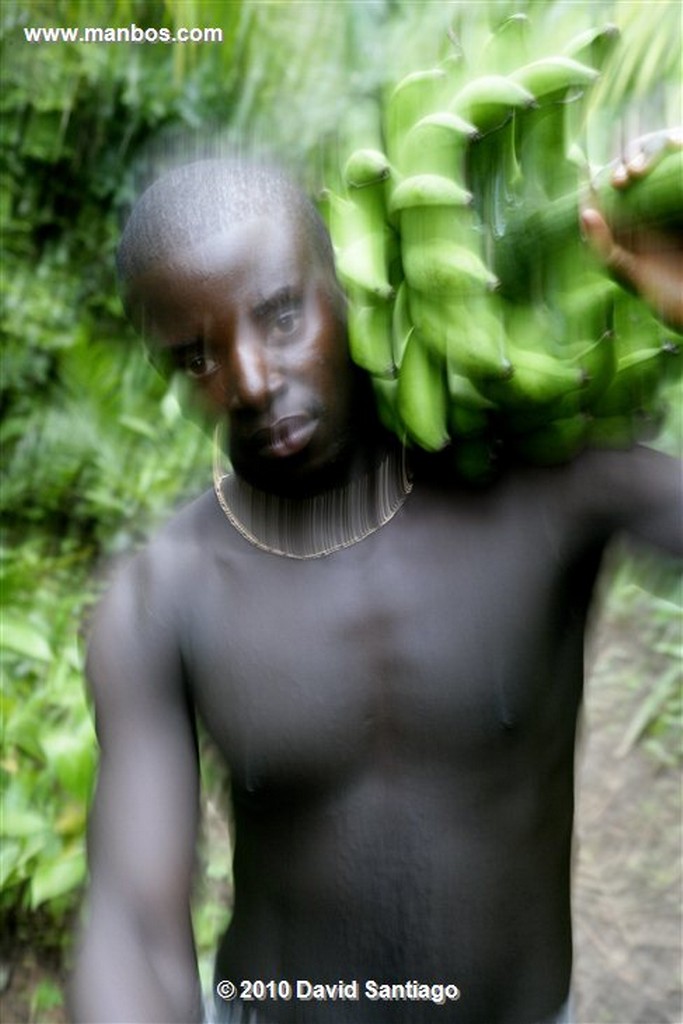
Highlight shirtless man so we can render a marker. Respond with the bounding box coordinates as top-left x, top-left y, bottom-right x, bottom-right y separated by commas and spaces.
71, 151, 682, 1024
